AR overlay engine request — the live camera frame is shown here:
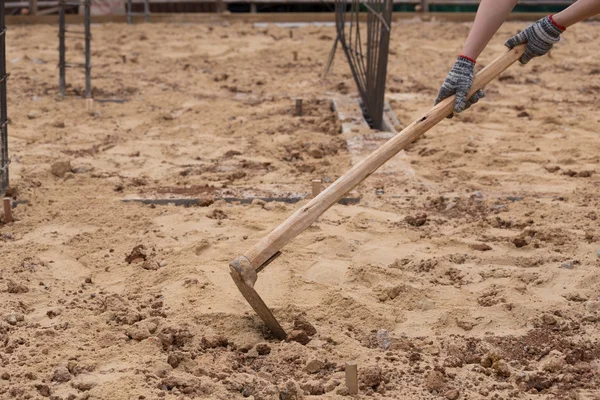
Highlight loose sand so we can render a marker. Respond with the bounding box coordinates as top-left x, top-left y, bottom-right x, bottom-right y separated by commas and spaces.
1, 17, 599, 400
